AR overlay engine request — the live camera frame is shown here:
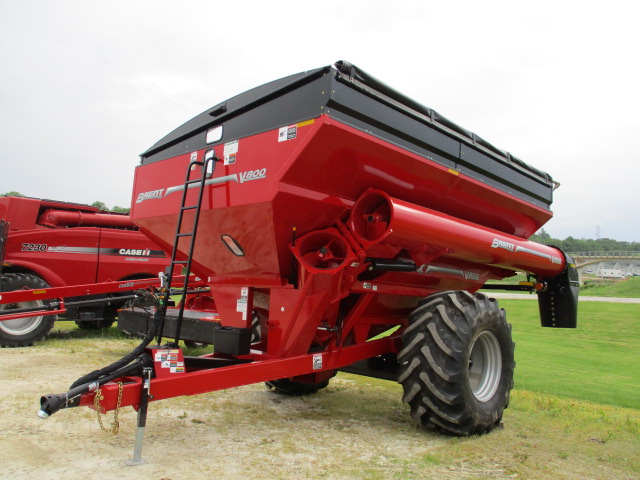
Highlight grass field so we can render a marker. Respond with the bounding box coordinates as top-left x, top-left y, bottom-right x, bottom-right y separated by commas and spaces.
501, 299, 640, 409
581, 276, 640, 298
